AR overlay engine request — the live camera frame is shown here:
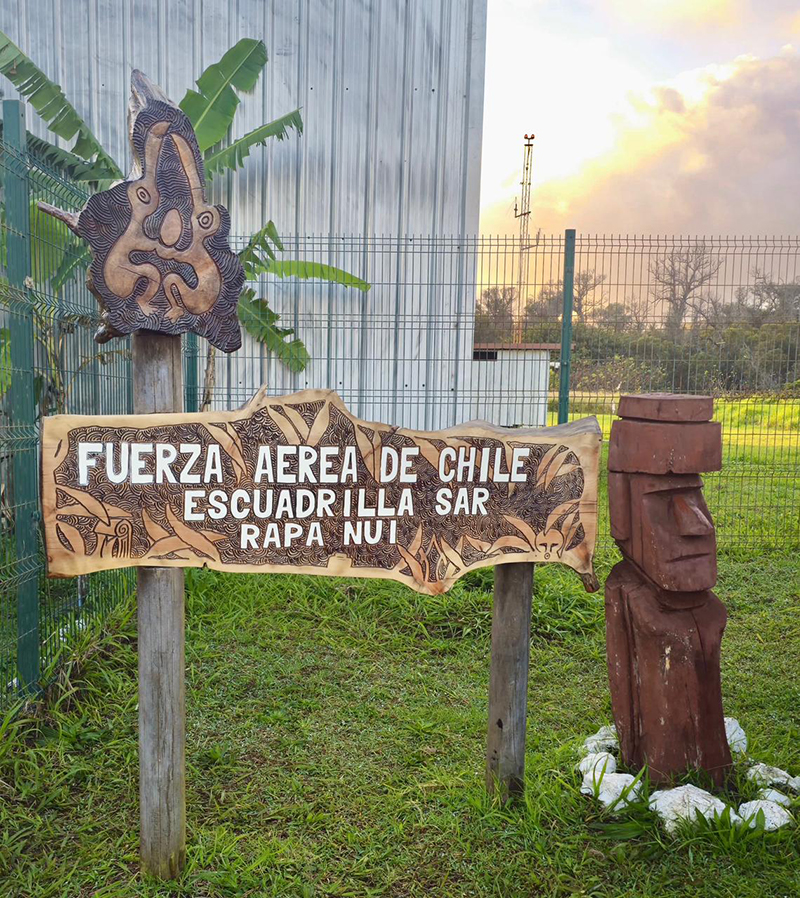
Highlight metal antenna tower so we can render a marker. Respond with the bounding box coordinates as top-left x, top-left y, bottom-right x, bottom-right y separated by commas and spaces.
513, 133, 536, 341
514, 133, 535, 248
